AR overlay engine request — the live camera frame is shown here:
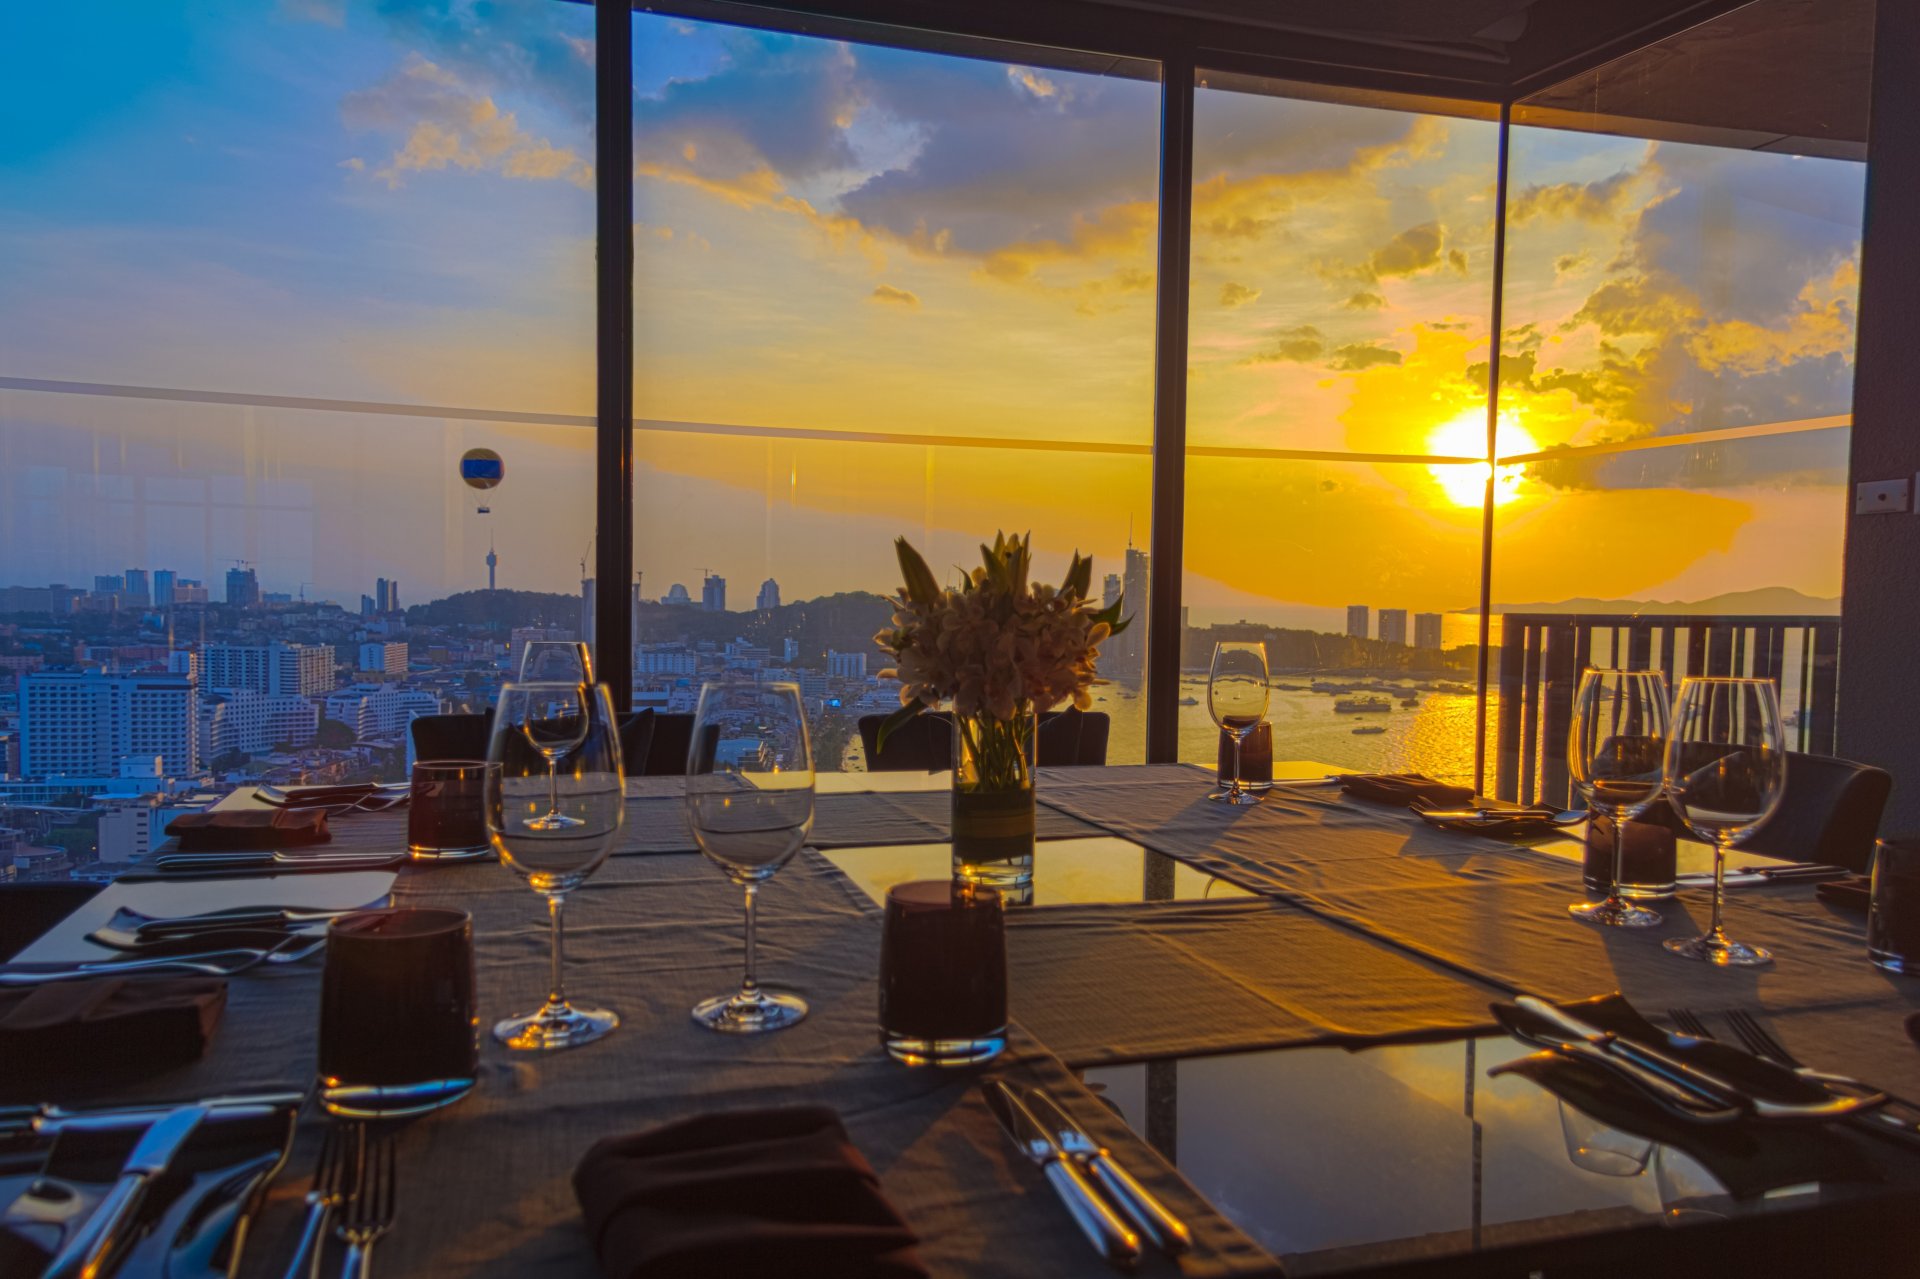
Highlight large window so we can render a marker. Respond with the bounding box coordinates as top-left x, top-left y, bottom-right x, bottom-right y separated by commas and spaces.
630, 17, 1161, 768
0, 0, 592, 872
